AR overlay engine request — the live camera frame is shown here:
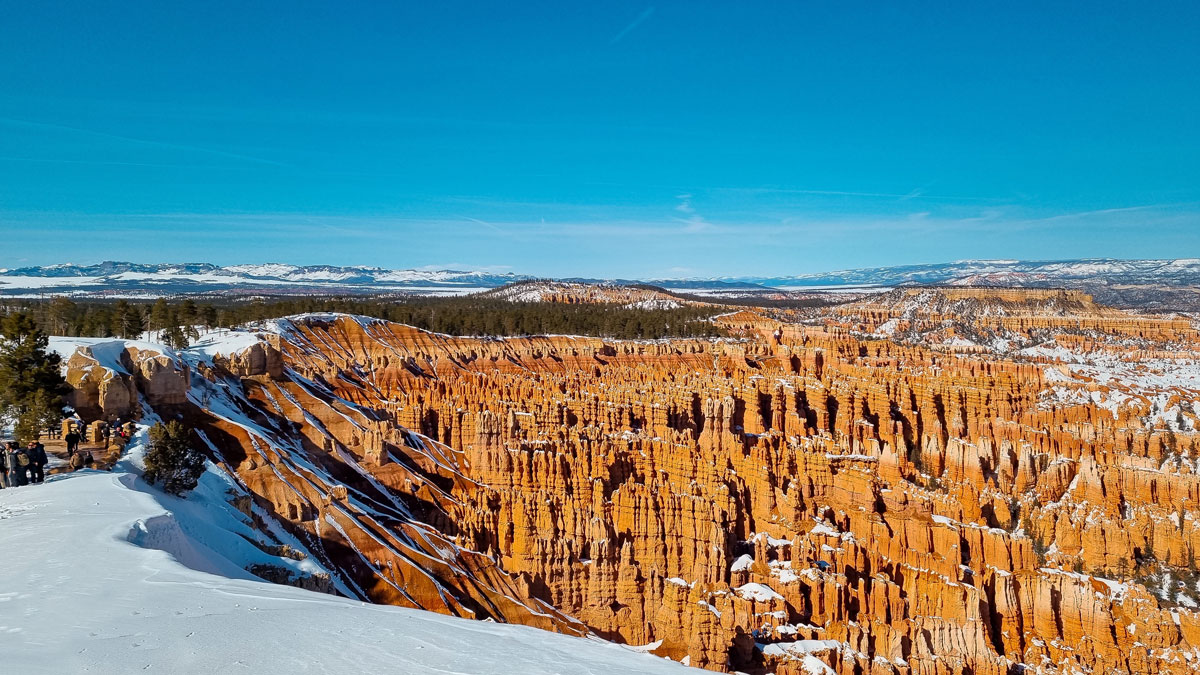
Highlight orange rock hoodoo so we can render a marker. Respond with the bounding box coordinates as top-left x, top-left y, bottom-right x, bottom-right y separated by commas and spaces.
63, 301, 1200, 674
